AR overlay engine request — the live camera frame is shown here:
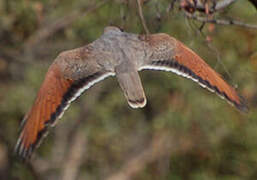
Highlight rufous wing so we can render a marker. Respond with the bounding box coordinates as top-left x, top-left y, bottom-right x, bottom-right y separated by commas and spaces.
141, 34, 247, 112
15, 61, 112, 159
15, 64, 75, 159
